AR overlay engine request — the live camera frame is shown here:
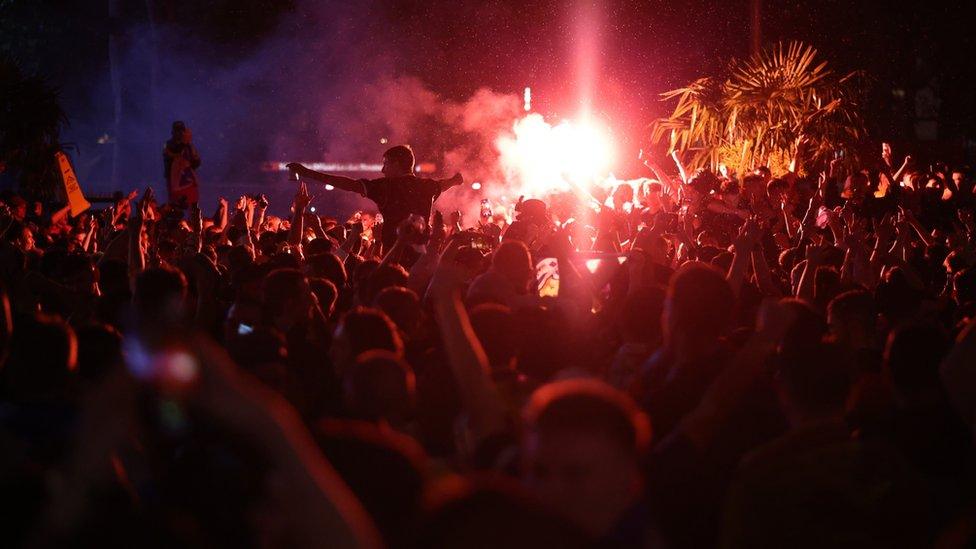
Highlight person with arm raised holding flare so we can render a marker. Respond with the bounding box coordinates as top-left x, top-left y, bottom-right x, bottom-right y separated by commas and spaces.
287, 145, 463, 252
